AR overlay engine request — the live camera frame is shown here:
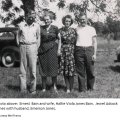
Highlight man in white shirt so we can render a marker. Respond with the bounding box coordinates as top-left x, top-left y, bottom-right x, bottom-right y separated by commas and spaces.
17, 10, 40, 94
75, 13, 97, 92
